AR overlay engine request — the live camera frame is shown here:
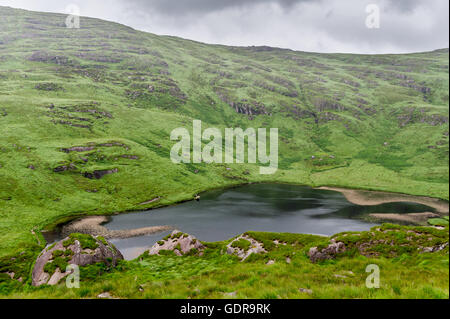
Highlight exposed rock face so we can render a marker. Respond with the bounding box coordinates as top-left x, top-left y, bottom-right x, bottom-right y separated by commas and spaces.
308, 239, 346, 263
32, 233, 123, 286
35, 82, 64, 91
422, 242, 449, 253
226, 234, 267, 261
28, 51, 72, 66
83, 168, 118, 179
148, 230, 205, 256
61, 146, 95, 153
